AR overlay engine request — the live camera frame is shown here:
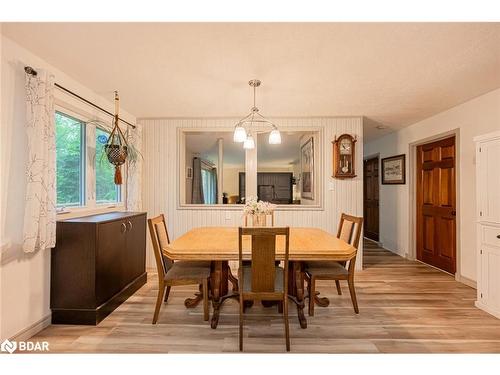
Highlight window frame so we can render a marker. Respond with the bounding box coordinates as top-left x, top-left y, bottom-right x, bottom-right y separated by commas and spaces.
95, 125, 122, 205
55, 110, 86, 208
54, 103, 125, 216
177, 126, 324, 211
